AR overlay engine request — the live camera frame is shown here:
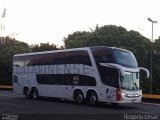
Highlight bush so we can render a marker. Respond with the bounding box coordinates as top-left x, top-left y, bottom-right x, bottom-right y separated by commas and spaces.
0, 76, 12, 85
